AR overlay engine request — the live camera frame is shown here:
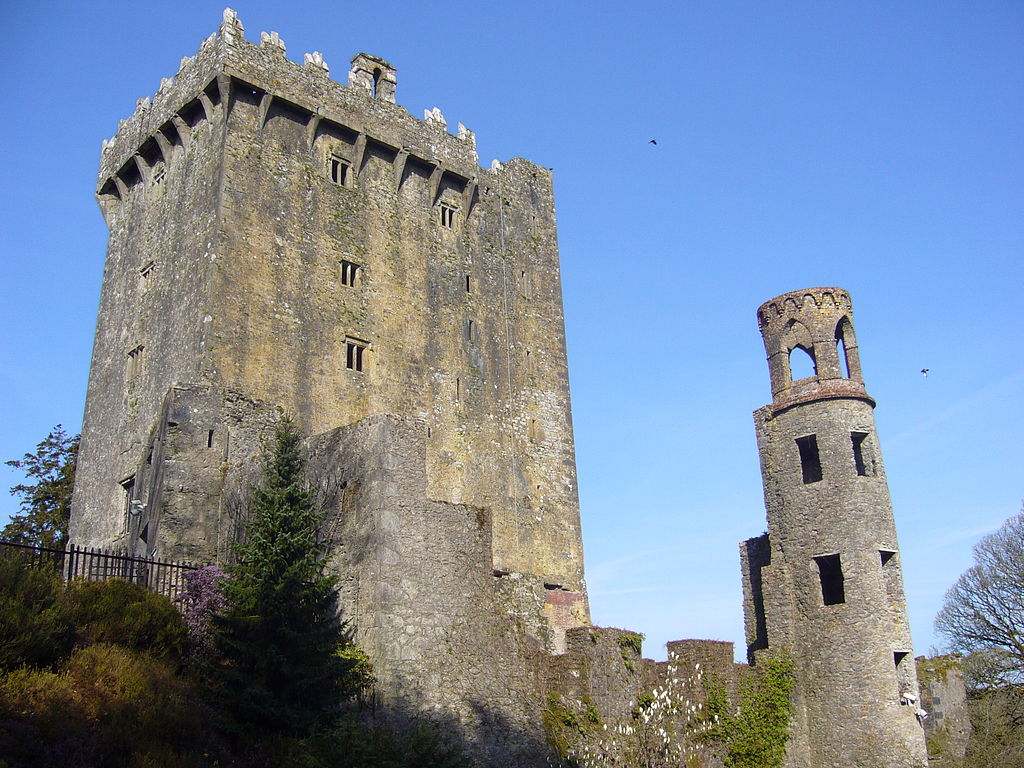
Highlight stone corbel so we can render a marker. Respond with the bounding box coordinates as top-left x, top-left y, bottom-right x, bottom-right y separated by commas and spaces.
306, 113, 322, 153
393, 149, 410, 189
257, 92, 273, 131
171, 115, 191, 148
352, 133, 368, 177
429, 165, 444, 206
